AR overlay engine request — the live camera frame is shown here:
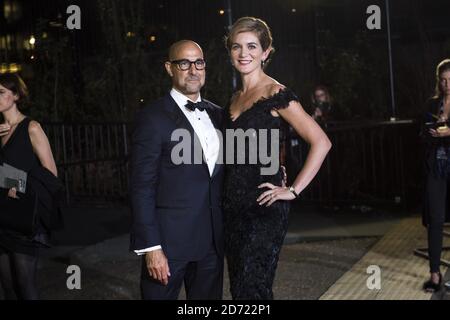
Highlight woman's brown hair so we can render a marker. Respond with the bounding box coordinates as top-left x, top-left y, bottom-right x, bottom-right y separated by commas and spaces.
224, 16, 275, 68
0, 73, 29, 108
